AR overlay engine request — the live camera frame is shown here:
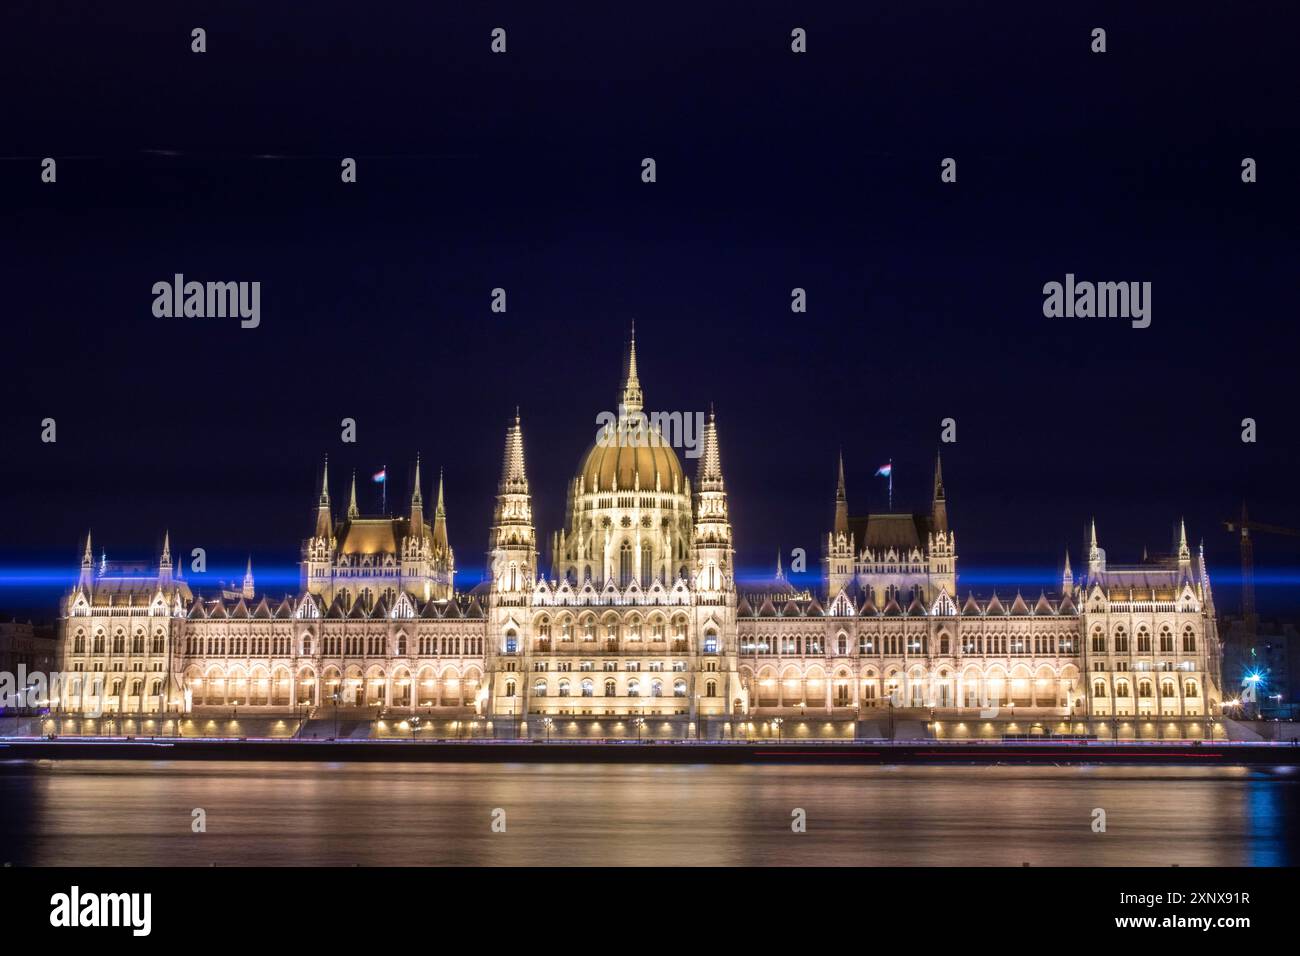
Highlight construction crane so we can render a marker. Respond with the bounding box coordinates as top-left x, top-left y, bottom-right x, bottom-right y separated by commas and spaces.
1222, 502, 1300, 633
